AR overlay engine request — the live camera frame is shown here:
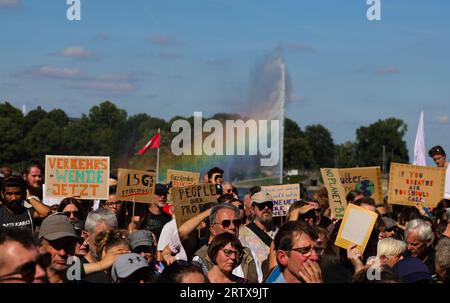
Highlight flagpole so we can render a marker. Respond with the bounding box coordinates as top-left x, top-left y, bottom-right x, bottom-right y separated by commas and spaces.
156, 128, 160, 183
